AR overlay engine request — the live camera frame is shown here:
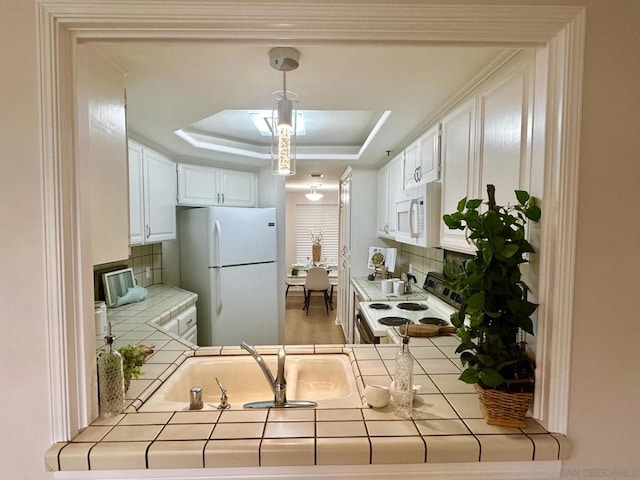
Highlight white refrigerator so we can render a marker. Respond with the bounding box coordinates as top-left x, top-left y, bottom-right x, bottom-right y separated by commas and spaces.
179, 206, 279, 346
